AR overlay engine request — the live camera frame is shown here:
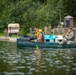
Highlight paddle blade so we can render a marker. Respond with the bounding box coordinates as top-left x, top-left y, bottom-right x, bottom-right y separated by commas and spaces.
36, 45, 39, 50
